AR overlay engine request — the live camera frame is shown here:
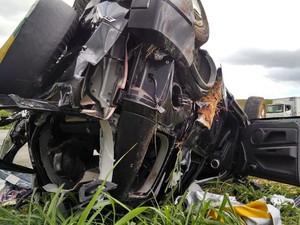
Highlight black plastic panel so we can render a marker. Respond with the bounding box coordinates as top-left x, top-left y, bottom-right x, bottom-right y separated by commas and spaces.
242, 118, 300, 186
125, 49, 174, 111
128, 0, 195, 67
